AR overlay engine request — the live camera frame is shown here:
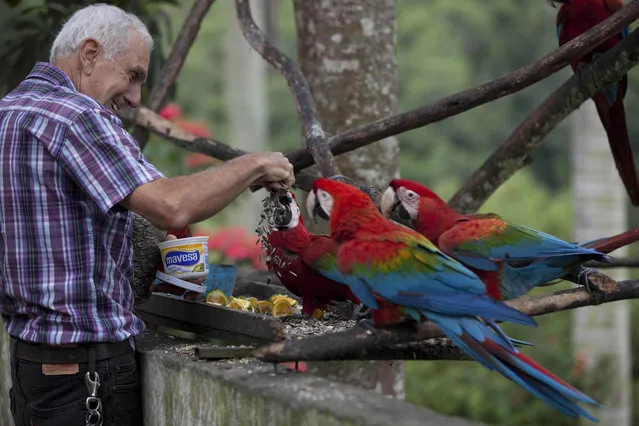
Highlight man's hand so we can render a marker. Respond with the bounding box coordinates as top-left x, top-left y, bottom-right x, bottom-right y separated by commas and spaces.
239, 152, 295, 190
